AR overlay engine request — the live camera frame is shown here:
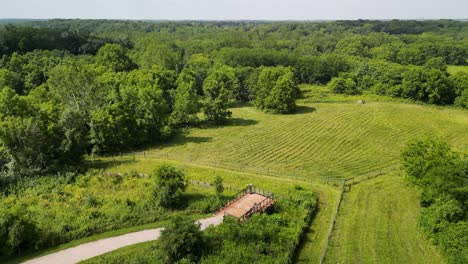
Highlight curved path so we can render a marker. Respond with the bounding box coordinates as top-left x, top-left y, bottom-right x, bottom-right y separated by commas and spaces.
23, 216, 223, 264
